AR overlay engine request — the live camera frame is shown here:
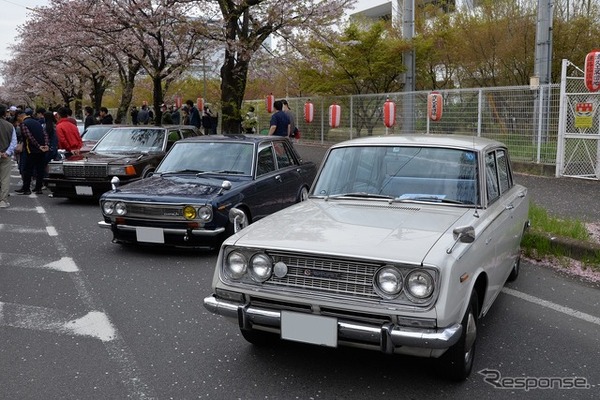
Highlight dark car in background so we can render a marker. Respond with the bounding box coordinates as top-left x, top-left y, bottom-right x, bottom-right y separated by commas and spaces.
80, 124, 120, 153
45, 125, 201, 199
98, 135, 317, 249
